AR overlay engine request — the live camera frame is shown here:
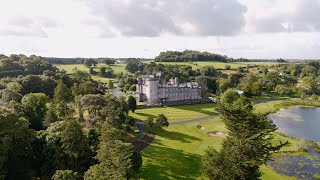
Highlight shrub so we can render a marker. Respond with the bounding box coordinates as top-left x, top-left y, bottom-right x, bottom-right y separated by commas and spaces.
145, 116, 154, 127
156, 114, 169, 128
